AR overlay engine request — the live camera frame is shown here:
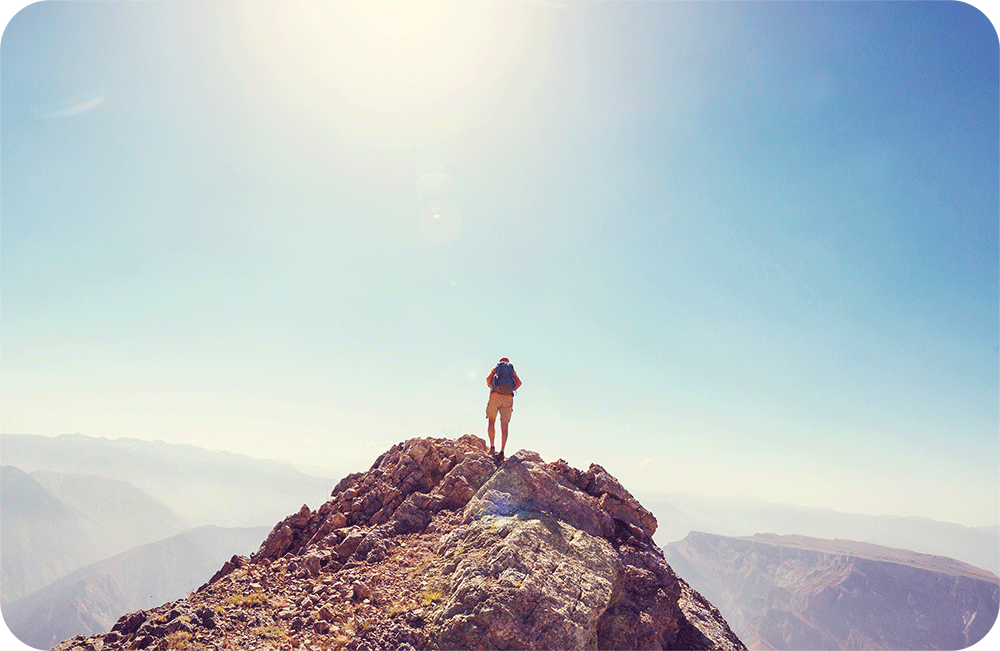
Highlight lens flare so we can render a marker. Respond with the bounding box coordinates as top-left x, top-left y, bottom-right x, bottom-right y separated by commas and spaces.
37, 92, 106, 119
419, 200, 462, 244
